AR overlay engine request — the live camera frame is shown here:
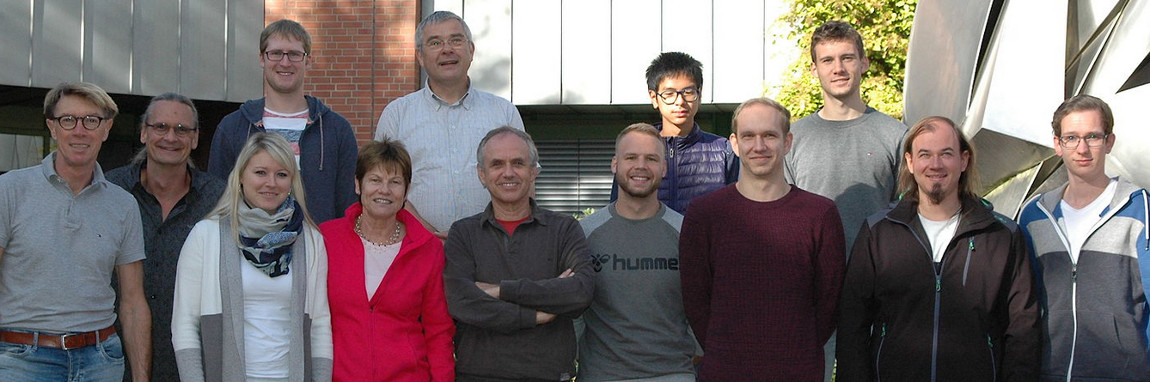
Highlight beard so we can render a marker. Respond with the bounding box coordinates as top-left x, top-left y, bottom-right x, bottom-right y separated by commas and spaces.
925, 182, 947, 205
617, 172, 659, 199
